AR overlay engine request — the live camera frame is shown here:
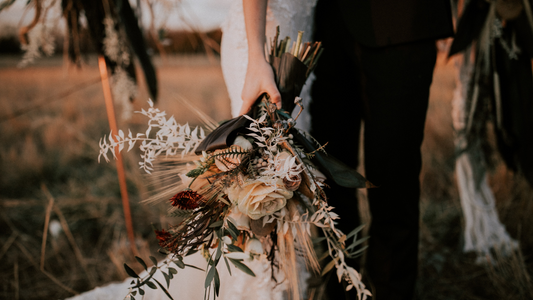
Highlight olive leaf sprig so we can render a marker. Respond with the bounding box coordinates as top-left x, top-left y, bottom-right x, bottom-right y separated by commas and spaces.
123, 255, 203, 300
